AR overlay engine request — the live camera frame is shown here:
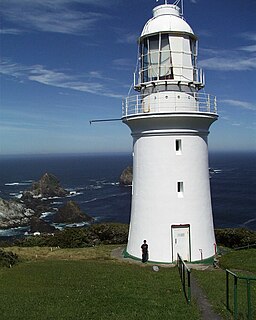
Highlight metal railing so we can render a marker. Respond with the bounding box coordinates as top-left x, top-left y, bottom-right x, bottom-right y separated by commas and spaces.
177, 253, 191, 304
226, 269, 256, 320
122, 92, 217, 117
